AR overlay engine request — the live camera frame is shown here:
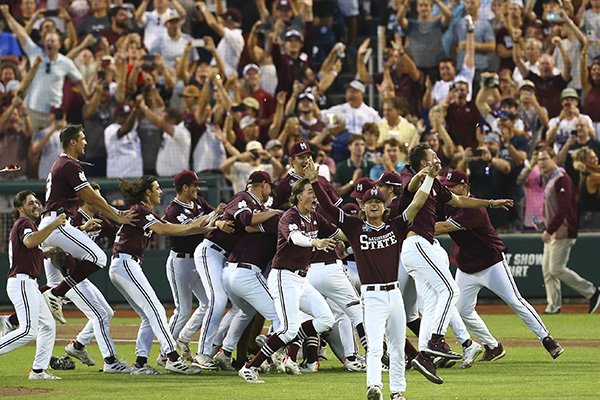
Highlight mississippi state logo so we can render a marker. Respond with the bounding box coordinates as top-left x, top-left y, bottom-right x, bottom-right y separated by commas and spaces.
356, 183, 363, 192
78, 171, 87, 182
447, 172, 453, 180
299, 142, 308, 150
